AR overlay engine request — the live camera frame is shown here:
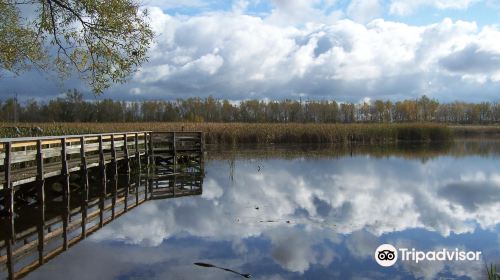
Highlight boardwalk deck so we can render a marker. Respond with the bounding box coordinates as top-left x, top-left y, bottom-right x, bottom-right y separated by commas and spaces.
0, 131, 204, 280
